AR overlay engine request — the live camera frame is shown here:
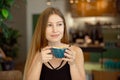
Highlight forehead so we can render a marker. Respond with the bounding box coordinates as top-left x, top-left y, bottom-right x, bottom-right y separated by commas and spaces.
48, 14, 63, 22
